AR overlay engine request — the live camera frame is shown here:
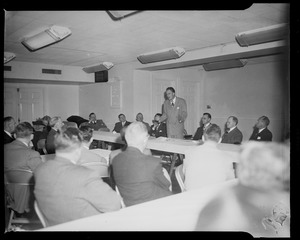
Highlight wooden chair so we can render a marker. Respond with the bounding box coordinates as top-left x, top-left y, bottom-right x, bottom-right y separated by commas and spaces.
4, 169, 38, 231
34, 201, 47, 228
